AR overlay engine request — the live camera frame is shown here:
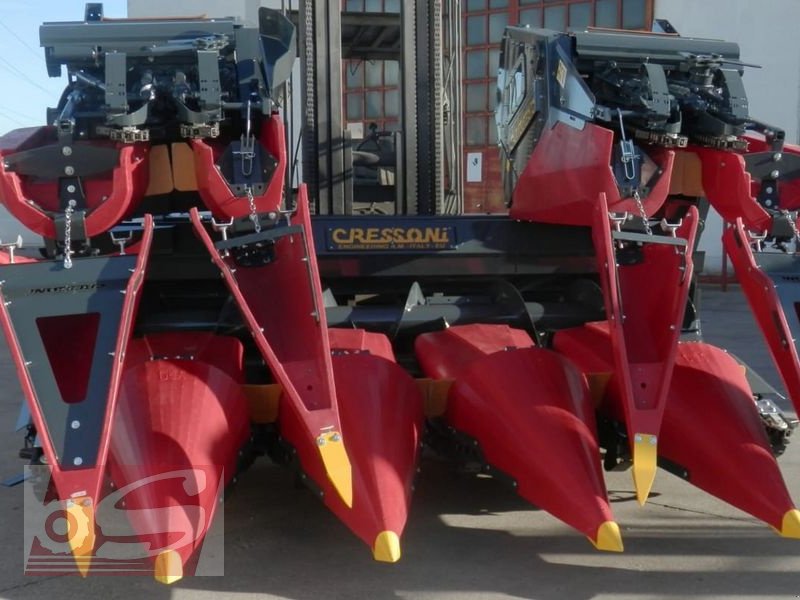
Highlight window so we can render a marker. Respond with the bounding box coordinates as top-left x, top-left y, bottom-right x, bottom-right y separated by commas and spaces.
467, 49, 488, 78
365, 61, 382, 86
595, 0, 617, 27
544, 5, 566, 29
365, 90, 382, 119
519, 7, 541, 26
569, 2, 592, 28
343, 59, 400, 132
622, 0, 646, 29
